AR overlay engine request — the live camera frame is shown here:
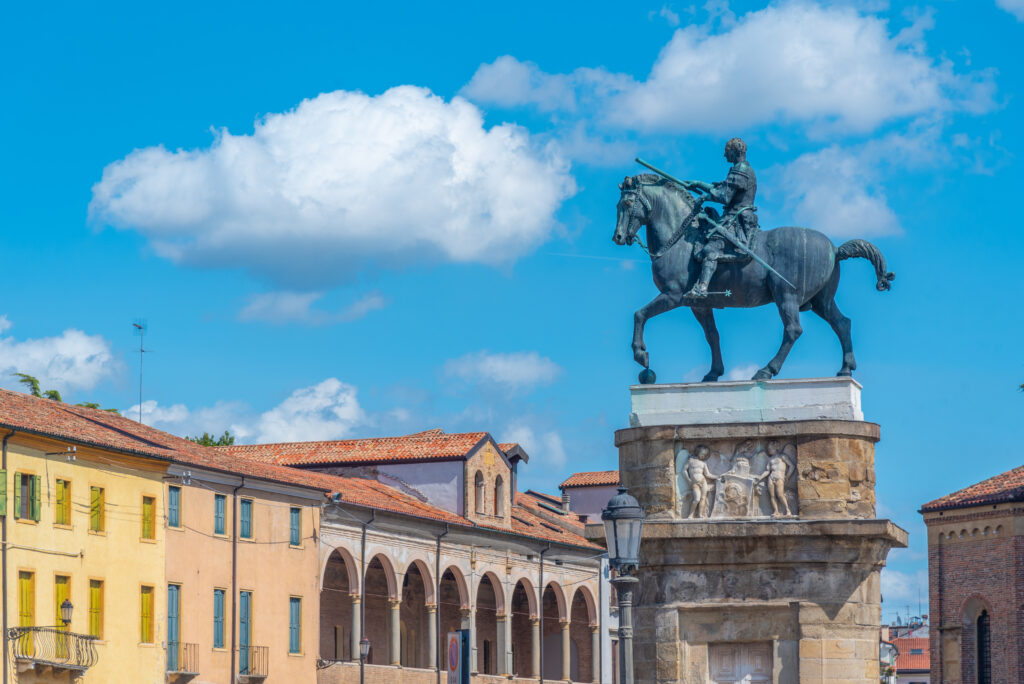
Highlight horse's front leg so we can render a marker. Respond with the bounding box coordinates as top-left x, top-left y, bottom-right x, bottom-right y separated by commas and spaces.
753, 294, 803, 380
633, 290, 686, 368
691, 307, 724, 382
